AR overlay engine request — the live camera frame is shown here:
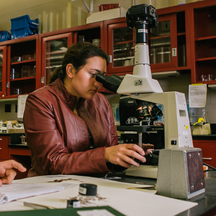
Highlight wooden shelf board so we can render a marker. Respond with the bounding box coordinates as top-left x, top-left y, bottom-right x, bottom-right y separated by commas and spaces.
10, 77, 36, 82
11, 59, 36, 65
195, 35, 216, 41
195, 57, 216, 62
